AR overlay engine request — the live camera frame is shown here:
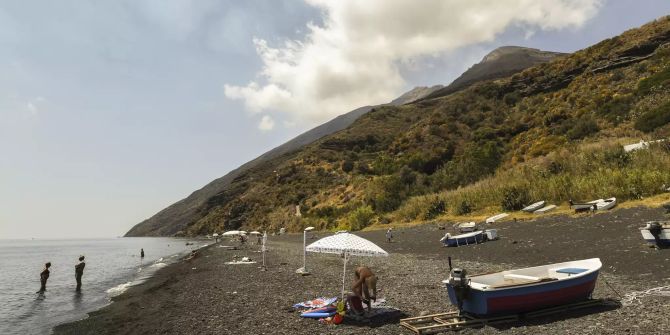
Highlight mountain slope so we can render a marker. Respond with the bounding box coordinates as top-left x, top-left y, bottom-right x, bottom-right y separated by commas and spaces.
125, 17, 670, 237
422, 46, 565, 100
125, 86, 442, 236
127, 45, 564, 237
